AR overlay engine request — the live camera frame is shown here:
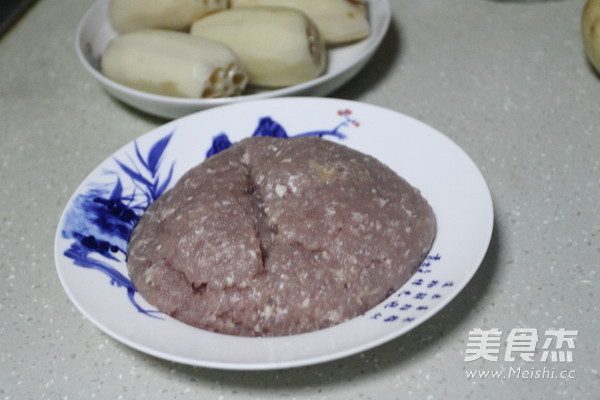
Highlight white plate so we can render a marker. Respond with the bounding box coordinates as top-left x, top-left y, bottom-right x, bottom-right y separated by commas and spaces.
75, 0, 391, 119
55, 98, 493, 370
